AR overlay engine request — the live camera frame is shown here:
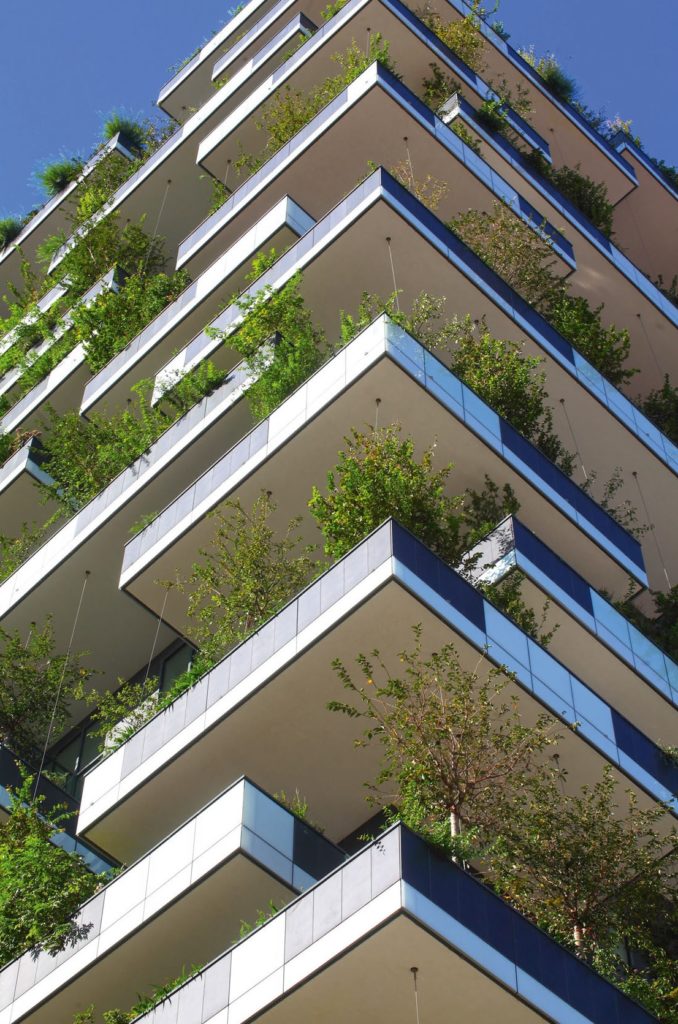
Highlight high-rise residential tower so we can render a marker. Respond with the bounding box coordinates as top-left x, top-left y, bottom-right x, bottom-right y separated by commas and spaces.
0, 3, 677, 1022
